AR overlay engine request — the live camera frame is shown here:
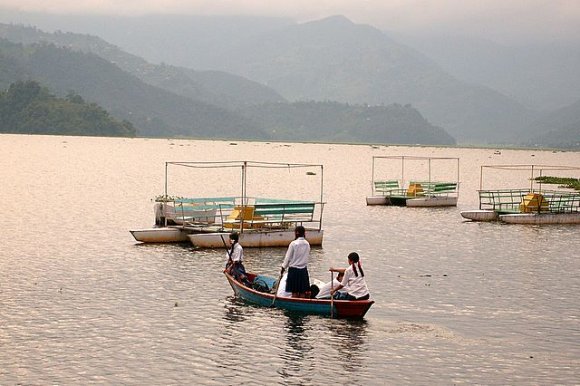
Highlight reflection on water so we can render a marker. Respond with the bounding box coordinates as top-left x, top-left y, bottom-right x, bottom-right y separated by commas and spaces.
279, 314, 315, 381
222, 298, 248, 324
0, 134, 579, 384
330, 319, 369, 372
